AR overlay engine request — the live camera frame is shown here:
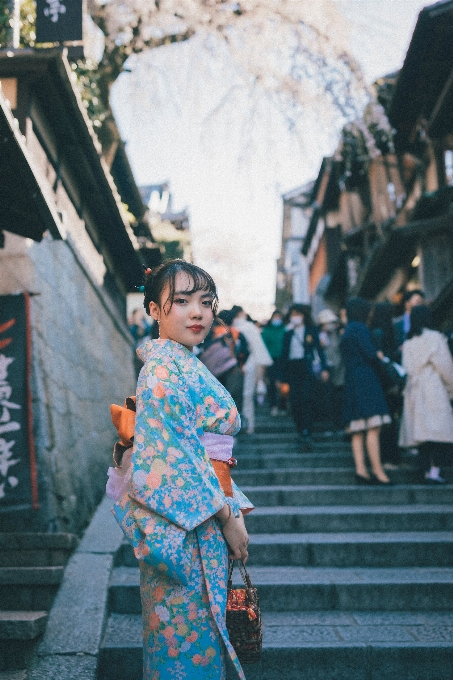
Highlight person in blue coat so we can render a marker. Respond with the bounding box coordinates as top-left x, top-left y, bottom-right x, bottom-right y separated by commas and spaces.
340, 297, 392, 485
